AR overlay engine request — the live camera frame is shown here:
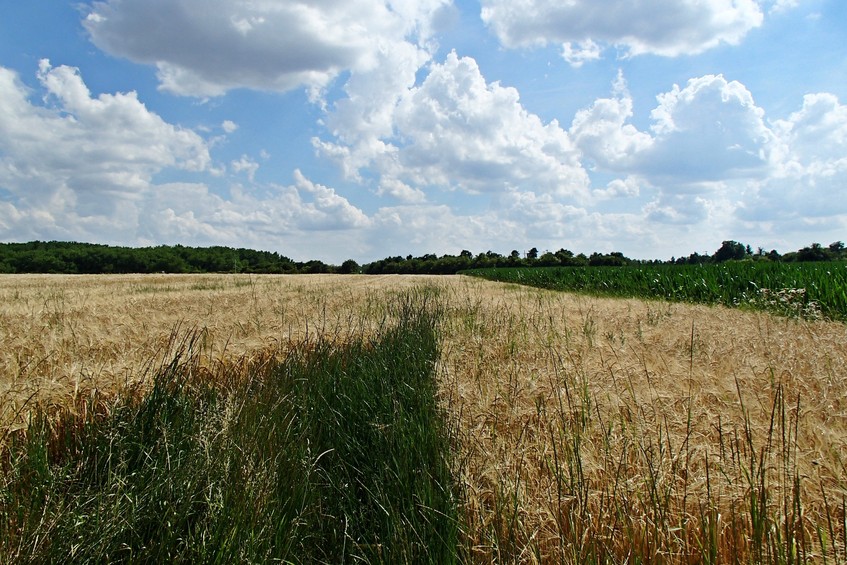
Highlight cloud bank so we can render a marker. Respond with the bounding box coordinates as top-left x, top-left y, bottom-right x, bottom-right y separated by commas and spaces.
1, 1, 844, 262
0, 60, 209, 238
3, 47, 846, 262
0, 62, 372, 258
